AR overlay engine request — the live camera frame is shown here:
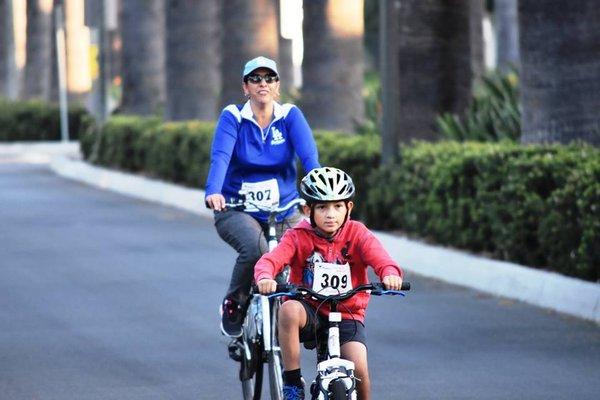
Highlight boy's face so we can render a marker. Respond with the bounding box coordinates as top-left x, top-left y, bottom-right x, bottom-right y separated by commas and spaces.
304, 201, 354, 236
